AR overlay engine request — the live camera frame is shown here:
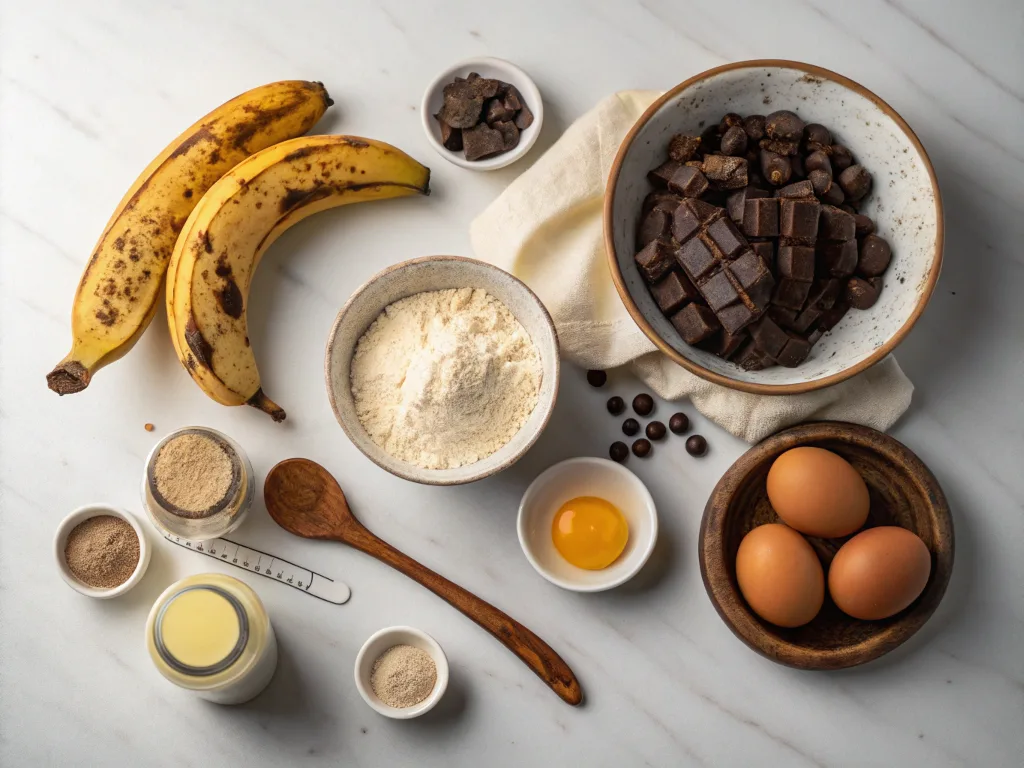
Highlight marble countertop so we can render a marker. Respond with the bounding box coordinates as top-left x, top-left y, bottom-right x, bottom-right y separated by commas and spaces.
2, 1, 1022, 765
